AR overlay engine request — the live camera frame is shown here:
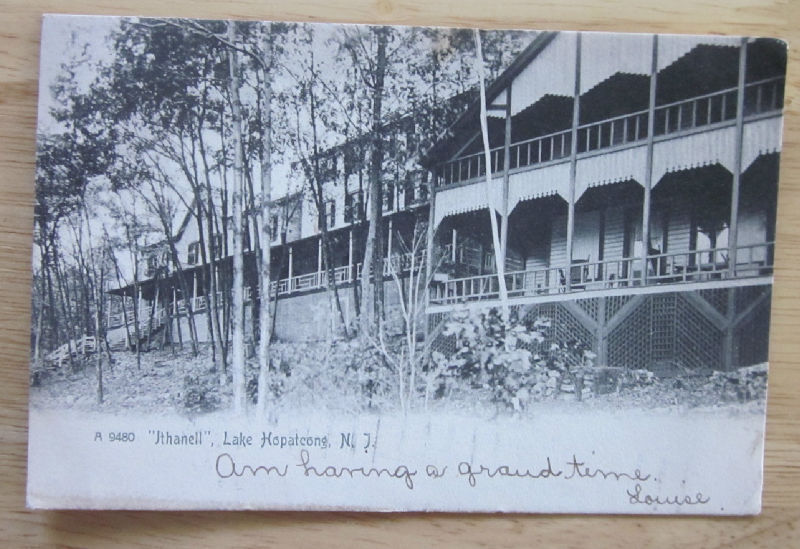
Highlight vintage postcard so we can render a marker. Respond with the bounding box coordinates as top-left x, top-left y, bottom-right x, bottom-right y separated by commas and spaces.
27, 14, 785, 513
